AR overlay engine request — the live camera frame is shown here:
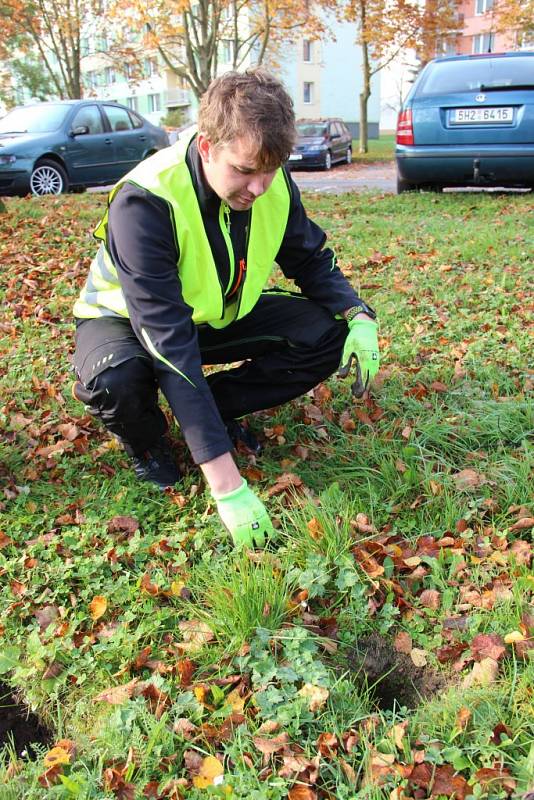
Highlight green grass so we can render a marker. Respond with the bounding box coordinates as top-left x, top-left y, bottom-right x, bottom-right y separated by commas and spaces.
351, 133, 395, 161
0, 190, 532, 798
